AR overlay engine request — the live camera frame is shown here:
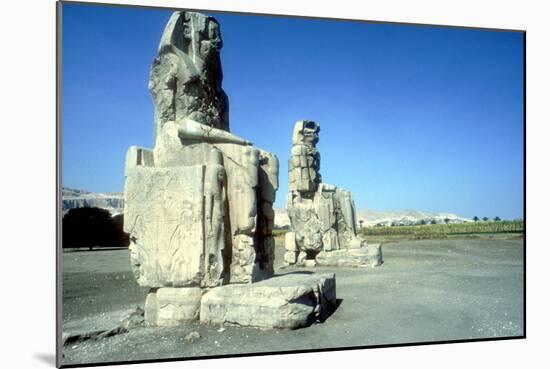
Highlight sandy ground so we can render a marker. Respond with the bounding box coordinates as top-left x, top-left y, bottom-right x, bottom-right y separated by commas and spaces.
61, 236, 524, 366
